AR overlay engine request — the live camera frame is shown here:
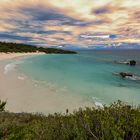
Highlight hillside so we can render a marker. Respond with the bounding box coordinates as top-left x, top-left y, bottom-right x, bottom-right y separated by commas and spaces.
0, 42, 77, 54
